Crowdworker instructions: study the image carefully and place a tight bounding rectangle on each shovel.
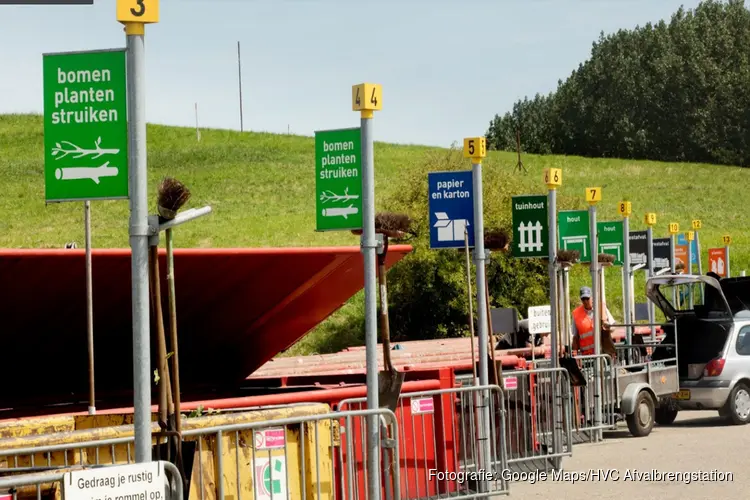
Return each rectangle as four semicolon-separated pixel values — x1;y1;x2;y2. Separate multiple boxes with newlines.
377;236;405;412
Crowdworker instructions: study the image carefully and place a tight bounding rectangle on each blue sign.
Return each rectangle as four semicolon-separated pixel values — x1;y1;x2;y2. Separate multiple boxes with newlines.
677;234;699;264
428;170;475;249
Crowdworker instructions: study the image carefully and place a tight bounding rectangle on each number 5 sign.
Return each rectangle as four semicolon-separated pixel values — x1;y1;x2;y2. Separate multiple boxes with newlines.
117;0;160;23
463;137;486;159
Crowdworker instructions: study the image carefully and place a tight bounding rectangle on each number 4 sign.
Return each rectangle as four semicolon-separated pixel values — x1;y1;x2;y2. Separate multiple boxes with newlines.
352;83;382;111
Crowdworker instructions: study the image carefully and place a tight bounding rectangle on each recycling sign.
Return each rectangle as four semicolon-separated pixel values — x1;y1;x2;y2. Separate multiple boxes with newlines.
253;456;288;499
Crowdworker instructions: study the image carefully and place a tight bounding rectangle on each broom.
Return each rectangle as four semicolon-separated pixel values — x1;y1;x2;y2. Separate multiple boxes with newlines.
156;177;191;477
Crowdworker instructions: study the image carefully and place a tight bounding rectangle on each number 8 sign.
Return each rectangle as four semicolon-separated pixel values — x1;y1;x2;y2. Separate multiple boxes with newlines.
619;201;632;217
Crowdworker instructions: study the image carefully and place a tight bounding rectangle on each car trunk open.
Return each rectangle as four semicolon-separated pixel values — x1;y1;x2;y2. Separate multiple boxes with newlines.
647;275;734;380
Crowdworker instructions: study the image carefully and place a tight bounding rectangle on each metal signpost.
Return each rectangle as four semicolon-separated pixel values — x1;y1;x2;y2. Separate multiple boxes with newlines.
692;219;703;275
644;213;657;341
620;201;633;347
352;81;382;500
427;170;475;249
117;0;160;464
462;136;492;487
558;209;591;262
544;168;562;466
586;186;603;441
43;44;130;416
723;234;732;278
686;230;695;307
668;222;680;306
314;127;363;231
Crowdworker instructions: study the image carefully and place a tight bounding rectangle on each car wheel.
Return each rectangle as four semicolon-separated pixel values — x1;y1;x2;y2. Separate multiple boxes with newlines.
655;407;678;425
725;382;750;425
626;390;655;437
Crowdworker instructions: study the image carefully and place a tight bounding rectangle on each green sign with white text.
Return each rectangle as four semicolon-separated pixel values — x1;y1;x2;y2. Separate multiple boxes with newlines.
315;127;362;231
43;48;128;203
597;220;625;266
511;195;549;258
558;210;591;263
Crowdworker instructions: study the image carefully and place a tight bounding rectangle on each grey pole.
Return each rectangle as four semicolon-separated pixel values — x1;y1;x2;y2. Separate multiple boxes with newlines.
646;225;655;341
726;245;731;278
622;214;632;347
547;186;561;466
588;203;602;440
695;230;703;275
360;111;380;499
237;41;244;133
687;233;694;308
471;158;492;483
85;200;95;415
669;233;679;304
126;26;152;463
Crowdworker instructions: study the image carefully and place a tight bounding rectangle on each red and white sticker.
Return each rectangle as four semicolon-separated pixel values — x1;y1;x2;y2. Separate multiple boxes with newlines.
410;397;435;414
255;428;285;450
503;376;518;390
1;494;11;500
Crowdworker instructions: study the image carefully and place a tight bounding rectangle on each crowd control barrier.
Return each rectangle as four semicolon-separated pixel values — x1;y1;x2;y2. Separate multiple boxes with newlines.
570;354;617;443
0;403;403;500
338;384;510;499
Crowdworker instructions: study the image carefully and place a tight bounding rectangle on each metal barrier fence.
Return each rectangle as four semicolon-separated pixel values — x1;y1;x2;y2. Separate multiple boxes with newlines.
570;354;617;443
338;384;510;499
0;460;183;500
498;368;573;473
0;408;400;500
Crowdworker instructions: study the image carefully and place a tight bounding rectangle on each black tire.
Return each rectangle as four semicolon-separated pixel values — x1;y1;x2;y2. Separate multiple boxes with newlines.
723;382;750;425
626;390;655;437
655;407;678;425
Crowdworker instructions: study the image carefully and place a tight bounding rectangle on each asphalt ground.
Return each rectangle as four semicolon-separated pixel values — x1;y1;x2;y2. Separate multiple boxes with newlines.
508;410;746;499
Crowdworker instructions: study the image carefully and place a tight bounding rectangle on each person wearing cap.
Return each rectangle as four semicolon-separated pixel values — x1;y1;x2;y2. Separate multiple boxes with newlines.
571;286;614;355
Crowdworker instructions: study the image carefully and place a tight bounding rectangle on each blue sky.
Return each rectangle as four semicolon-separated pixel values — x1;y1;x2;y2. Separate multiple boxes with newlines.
2;0;703;147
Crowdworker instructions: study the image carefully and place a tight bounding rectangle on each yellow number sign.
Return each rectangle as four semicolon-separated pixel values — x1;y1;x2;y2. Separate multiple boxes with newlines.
618;201;632;217
117;0;159;23
352;83;382;112
668;222;679;234
687;231;695;241
644;213;657;226
586;187;602;203
692;219;702;230
463;137;486;159
723;235;732;245
543;168;562;188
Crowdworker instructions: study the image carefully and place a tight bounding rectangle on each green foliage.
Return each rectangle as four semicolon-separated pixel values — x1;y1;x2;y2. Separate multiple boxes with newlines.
487;0;750;167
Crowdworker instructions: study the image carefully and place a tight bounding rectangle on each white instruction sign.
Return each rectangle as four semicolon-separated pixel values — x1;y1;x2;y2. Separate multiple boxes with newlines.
62;461;167;500
527;305;551;334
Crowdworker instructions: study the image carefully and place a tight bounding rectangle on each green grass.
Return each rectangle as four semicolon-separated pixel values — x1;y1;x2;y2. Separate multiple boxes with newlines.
3;113;749;354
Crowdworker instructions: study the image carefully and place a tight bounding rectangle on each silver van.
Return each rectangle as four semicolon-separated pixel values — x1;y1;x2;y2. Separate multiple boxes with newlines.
646;274;750;425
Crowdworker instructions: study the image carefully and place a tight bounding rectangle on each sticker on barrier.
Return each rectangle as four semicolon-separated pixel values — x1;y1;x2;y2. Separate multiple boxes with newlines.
503;376;518;390
410;396;435;414
254;427;285;450
62;461;168;500
253;456;288;500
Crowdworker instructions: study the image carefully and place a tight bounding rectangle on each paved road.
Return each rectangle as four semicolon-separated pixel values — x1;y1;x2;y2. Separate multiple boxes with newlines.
509;410;747;498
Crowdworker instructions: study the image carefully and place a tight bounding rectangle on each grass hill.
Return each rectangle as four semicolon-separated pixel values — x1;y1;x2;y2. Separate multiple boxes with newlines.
3;113;749;355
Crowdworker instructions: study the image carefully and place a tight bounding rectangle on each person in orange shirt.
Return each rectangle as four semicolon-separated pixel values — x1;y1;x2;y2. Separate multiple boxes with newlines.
571;286;614;355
